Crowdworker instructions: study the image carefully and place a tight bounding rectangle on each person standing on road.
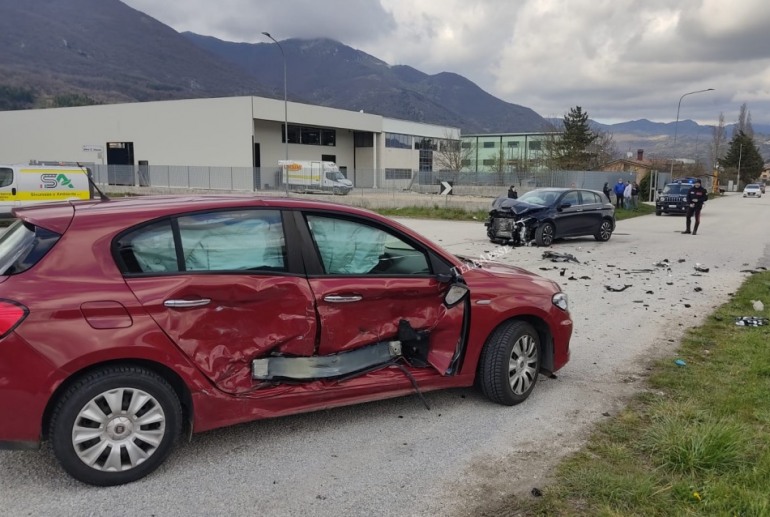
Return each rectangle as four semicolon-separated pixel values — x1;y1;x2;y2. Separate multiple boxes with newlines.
683;179;708;235
507;185;518;199
613;179;625;208
631;181;640;210
602;182;611;202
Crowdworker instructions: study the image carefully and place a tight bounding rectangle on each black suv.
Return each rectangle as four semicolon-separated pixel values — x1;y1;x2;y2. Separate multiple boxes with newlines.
655;181;694;215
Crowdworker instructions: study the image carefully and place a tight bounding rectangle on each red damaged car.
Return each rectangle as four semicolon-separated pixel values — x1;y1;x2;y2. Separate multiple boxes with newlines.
0;195;572;485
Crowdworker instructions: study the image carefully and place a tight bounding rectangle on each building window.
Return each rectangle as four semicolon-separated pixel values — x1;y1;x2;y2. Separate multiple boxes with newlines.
385;168;413;180
282;124;336;147
415;138;436;151
301;126;321;146
507;141;519;148
419;149;433;171
354;132;373;147
461;142;471;149
529;141;542;151
385;133;413;149
321;129;336;146
483;141;496;148
482;159;495;166
461;159;471;167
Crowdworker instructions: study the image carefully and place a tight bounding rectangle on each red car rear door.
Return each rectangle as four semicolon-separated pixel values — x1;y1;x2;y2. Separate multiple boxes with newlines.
118;209;318;394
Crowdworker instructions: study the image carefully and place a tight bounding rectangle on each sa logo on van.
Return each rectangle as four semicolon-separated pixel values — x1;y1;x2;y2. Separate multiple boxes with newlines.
40;174;75;189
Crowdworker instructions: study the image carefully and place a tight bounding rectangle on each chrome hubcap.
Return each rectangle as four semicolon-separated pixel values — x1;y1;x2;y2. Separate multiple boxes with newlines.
508;334;538;395
72;388;166;472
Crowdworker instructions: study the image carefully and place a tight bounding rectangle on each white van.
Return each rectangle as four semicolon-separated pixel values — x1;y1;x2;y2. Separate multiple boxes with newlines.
0;164;94;216
279;160;353;195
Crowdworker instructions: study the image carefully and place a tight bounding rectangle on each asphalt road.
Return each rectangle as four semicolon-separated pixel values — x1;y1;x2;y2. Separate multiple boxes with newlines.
2;193;769;516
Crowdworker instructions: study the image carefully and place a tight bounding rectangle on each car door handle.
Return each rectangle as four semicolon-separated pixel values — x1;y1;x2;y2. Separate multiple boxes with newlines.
163;298;211;308
324;295;363;303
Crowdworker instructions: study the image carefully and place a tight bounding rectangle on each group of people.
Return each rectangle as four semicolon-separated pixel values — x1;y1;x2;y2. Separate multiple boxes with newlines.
603;179;640;210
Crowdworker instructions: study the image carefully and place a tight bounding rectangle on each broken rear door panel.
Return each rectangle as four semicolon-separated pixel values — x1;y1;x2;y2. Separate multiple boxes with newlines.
118;209;318;394
303;214;465;375
126;275;317;394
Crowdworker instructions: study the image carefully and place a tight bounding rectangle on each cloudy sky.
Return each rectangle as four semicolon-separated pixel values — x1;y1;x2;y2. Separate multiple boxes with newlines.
121;0;770;126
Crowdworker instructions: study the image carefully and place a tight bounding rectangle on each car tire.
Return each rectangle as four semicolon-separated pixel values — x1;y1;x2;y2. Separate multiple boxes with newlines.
594;219;613;241
655;210;661;216
332;187;341;195
478;320;541;406
534;222;555;247
49;365;182;486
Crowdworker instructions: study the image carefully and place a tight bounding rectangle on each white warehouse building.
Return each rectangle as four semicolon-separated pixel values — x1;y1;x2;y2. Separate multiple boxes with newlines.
0;95;460;191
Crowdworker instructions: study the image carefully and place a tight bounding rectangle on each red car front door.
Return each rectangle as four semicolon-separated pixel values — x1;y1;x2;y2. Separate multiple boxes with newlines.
302;214;465;375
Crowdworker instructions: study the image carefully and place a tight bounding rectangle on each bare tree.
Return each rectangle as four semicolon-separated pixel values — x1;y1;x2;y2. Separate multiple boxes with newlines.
488;147;507;186
735;103;754;139
710;112;727;169
433;131;475;179
587;129;618;169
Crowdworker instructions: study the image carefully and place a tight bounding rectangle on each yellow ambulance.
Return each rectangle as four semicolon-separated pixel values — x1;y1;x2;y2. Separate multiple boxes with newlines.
0;164;94;216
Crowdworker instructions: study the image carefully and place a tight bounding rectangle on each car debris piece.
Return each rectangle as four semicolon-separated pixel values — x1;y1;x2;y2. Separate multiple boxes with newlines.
752;300;765;311
675;359;687;367
694;264;710;273
654;259;670;268
542;250;580;263
605;284;632;292
735;316;769;327
694;287;703;292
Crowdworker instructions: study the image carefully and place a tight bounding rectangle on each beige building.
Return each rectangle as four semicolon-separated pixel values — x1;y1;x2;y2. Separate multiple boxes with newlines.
0;96;459;189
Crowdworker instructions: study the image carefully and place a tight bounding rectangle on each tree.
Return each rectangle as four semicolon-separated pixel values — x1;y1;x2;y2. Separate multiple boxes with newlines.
586;129;617;169
735;102;754;139
555;106;598;169
719;130;764;186
434;132;474;178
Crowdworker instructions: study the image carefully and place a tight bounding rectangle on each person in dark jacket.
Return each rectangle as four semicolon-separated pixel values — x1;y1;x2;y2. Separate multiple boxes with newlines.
507;185;518;199
602;182;611;202
613;178;625;208
683;179;708;235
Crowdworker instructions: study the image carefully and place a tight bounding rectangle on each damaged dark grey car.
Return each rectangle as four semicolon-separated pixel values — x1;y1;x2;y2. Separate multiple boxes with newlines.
486;188;616;246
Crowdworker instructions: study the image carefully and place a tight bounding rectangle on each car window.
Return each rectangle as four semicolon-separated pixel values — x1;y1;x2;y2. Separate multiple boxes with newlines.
561;191;580;206
0;168;13;188
306;215;430;275
0;220;60;275
117;210;286;274
581;191;602;204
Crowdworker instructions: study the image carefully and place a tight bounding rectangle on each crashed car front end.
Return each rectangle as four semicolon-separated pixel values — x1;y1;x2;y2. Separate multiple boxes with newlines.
485;197;543;246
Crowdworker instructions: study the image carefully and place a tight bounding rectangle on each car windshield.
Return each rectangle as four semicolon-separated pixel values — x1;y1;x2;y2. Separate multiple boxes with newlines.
518;190;560;206
661;183;690;195
746;184;759;189
326;171;346;181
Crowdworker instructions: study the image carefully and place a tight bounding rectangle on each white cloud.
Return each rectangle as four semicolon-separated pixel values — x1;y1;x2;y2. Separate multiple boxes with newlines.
121;0;770;125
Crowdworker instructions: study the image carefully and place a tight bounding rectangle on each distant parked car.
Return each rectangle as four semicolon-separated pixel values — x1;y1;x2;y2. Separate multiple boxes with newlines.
0;195;573;486
486;188;615;246
743;184;762;197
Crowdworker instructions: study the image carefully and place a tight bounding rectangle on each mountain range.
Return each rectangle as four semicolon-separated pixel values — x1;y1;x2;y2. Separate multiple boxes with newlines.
0;0;767;163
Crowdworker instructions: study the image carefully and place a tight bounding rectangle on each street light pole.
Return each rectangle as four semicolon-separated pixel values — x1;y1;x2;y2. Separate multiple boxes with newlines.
262;31;289;196
669;88;714;179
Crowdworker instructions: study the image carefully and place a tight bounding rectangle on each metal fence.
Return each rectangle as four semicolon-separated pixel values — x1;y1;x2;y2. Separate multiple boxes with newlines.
91;164;668;195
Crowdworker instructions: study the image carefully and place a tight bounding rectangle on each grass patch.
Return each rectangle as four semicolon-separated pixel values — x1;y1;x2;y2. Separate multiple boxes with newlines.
491;271;770;516
614;203;655;220
374;206;489;221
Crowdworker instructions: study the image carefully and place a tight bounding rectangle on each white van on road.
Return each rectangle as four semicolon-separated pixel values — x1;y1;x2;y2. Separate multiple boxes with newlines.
0;164;94;216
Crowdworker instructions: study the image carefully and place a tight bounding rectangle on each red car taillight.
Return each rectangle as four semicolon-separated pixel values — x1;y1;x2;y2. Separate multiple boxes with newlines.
0;300;29;338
